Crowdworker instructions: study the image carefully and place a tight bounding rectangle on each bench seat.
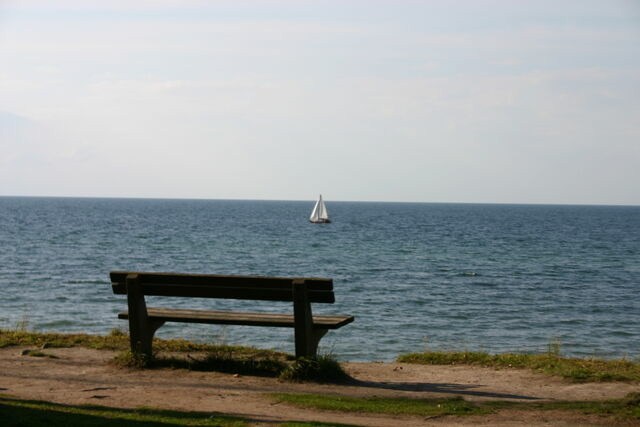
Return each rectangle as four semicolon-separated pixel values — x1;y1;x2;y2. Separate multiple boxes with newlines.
118;307;354;329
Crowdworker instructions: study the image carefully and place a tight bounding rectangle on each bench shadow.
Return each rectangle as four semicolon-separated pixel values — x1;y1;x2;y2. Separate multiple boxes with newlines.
341;377;543;401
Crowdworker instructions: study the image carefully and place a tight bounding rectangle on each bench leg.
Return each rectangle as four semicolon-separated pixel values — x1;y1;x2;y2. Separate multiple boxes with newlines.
129;317;165;359
308;328;328;357
293;280;330;358
293;280;314;358
126;274;165;360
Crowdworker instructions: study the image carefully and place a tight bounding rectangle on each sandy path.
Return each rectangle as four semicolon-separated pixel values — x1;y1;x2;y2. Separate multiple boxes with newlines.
1;346;638;426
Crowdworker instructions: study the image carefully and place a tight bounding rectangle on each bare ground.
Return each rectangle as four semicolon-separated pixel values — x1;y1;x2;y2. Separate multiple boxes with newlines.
1;346;638;426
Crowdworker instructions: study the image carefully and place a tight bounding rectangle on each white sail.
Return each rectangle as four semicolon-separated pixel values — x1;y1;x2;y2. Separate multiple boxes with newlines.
309;194;330;223
309;200;320;221
319;197;328;219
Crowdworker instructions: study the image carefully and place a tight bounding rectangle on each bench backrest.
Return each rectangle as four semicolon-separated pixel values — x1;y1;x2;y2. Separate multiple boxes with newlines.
110;271;335;303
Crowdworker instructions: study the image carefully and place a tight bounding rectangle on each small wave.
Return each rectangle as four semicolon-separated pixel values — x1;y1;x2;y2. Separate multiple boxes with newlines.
38;319;76;328
368;267;401;272
608;330;637;337
557;319;584;325
66;280;107;285
471;281;497;287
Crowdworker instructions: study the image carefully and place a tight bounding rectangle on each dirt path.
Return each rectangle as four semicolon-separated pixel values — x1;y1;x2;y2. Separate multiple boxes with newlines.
1;346;638;426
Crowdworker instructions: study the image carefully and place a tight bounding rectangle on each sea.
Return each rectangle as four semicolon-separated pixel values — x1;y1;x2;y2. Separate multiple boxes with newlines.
1;196;638;362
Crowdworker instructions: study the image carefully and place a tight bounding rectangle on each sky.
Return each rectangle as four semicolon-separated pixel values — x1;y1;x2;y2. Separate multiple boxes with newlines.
1;0;639;205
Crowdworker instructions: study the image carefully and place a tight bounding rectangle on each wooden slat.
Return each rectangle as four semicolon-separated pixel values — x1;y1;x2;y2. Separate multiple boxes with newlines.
110;271;333;290
111;283;334;303
118;307;354;330
110;271;336;303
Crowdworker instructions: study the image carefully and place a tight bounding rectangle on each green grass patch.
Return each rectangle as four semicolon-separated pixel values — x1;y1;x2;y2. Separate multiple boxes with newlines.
279;422;362;427
113;350;347;382
271;392;640;422
279;355;349;382
0;329;130;350
178;348;287;377
0;328;290;357
484;392;640;420
554;392;640;420
0;394;246;426
111;345;290;378
397;351;640;382
111;350;151;370
271;393;489;417
2;328;288;363
120;348;289;378
22;349;59;359
2;328;346;382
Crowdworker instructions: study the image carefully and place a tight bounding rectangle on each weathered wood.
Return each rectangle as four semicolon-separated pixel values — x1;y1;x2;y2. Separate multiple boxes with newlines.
309;329;328;357
111;271;333;293
110;271;354;359
124;274;166;359
125;274;149;356
112;271;334;288
112;283;335;303
118;308;354;329
293;279;315;358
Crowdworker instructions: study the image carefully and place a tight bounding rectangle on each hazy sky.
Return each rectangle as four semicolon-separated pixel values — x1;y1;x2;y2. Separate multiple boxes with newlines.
1;1;639;205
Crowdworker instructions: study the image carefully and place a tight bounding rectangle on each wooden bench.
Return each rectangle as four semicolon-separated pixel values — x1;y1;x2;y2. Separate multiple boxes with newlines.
110;271;354;359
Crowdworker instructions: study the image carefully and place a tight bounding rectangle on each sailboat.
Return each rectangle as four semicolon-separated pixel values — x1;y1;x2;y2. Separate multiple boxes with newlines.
309;194;331;223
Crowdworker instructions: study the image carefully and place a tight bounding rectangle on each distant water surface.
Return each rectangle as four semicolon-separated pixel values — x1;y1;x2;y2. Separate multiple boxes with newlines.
0;197;638;361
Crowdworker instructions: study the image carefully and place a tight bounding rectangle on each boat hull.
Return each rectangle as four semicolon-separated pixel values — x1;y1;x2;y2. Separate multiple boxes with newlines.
309;219;331;224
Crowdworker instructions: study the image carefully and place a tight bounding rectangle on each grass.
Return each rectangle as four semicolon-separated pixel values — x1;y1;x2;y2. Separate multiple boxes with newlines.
1;328;287;360
113;348;289;377
279;423;362;427
0;395;366;427
2;329;347;382
114;350;347;382
486;392;640;420
0;329;130;351
2;392;639;427
279;355;350;382
0;395;246;426
2;329;639;423
21;349;59;359
397;350;640;382
271;393;490;417
1;328;288;356
271;392;640;421
4;329;638;383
